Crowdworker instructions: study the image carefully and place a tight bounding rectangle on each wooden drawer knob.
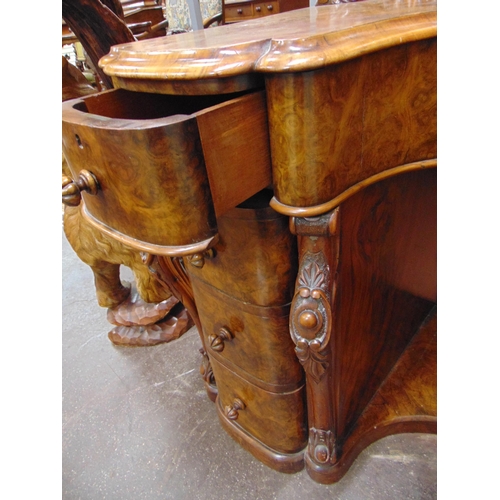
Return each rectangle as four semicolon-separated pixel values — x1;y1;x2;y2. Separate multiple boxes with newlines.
225;398;245;420
188;248;215;268
62;169;99;207
267;4;273;10
237;8;243;13
209;327;234;352
256;6;261;11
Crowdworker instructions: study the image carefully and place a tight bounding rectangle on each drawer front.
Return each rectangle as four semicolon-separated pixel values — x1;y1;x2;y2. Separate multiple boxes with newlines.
253;1;279;17
191;276;303;391
62;89;222;251
62;89;272;255
62;116;217;251
211;357;307;454
225;4;253;22
186;190;298;307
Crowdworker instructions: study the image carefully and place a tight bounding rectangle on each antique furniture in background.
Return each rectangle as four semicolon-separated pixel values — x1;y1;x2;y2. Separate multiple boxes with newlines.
62;0;437;483
222;0;308;24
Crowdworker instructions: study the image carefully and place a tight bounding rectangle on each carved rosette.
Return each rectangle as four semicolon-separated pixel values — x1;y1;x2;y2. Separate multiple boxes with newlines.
309;428;336;465
290;254;332;384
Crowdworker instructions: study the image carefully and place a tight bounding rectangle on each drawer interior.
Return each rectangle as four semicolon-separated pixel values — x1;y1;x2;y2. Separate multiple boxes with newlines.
72;88;251;121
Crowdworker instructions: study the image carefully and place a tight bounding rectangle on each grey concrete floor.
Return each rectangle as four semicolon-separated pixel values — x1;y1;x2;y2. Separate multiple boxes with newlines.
62;230;437;499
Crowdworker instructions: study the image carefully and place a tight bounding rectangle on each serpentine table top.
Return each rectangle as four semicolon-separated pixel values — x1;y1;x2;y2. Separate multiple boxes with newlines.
99;0;437;94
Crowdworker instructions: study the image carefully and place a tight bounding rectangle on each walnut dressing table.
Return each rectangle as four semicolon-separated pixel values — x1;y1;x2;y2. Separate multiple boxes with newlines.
62;0;437;484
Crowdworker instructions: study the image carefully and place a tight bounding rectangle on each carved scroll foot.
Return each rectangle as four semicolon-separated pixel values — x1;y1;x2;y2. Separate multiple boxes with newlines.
107;283;194;346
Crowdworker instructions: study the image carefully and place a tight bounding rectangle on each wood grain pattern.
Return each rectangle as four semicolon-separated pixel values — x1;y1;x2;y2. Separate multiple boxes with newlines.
62;90;217;250
100;0;436;90
217;399;306;473
196;92;273;217
187;191;297;306
267;38;436;208
211;356;308;454
62;89;273;254
187;192;303;391
288;168;436;482
191;278;300;391
62;0;438;483
307;309;436;483
331;169;436;443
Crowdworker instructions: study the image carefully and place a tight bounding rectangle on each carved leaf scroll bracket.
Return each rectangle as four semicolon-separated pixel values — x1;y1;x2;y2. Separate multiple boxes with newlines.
290;256;332;383
289;210;339;384
289;209;340;468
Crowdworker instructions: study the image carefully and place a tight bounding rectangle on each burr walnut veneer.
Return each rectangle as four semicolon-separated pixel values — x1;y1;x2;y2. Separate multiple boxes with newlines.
62;0;437;484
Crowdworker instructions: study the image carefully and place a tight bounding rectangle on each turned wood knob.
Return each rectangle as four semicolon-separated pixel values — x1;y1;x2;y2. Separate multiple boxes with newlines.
225;398;245;420
209;327;234;352
188;248;215;268
62;169;99;206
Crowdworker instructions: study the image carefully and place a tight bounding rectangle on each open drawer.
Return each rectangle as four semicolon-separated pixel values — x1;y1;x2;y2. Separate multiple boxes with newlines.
62;88;272;256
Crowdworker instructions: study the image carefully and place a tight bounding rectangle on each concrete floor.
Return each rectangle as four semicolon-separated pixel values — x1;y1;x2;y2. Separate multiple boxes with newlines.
62;230;437;499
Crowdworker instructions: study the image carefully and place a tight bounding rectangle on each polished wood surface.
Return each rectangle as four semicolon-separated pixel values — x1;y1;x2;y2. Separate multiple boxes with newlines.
63;0;437;484
267;38;436;211
100;0;436;88
62;88;272;254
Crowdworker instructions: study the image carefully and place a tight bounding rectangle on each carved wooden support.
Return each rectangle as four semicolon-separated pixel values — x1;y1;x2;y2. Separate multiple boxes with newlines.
199;348;218;402
152;255;203;335
289;209;340;473
107;282;194;346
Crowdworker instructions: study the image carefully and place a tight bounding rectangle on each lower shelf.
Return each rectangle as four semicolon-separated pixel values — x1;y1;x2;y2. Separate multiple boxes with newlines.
307;308;437;483
208;308;437;482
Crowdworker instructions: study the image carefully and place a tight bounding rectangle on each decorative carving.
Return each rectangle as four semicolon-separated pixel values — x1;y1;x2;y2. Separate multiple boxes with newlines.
199;348;216;387
225;398;246;420
289;209;340;470
290;255;332;384
309;428;336;465
209;327;234;352
106;282;194;346
153;255;203;335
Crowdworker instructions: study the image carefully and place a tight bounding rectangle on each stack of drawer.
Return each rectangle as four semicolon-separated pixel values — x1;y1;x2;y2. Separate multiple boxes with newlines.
186;190;308;468
223;0;309;24
224;0;280;23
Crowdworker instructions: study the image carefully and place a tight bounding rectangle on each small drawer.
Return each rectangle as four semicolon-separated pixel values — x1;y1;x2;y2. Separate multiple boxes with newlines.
211;356;308;454
187;190;298;307
191;276;304;391
224;4;253;22
253;1;279;17
62;89;272;256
